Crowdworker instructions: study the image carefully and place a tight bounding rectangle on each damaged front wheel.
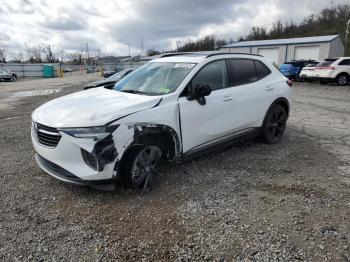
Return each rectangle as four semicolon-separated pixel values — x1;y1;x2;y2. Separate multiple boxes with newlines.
120;145;162;192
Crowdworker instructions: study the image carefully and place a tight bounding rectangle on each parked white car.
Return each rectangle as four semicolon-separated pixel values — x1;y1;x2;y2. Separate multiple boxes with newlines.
314;57;350;85
31;52;292;191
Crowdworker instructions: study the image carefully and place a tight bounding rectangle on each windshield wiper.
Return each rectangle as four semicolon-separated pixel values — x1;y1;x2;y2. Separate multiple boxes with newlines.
120;89;147;95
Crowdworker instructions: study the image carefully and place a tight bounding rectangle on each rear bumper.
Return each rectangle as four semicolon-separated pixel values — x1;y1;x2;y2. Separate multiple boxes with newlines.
317;77;335;82
299;74;317;81
36;154;117;190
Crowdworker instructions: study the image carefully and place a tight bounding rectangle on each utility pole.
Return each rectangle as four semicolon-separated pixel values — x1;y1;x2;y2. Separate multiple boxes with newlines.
86;43;89;62
346;19;350;55
140;37;144;57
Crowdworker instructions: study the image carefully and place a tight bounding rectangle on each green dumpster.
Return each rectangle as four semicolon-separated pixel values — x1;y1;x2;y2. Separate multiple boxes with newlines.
43;64;54;78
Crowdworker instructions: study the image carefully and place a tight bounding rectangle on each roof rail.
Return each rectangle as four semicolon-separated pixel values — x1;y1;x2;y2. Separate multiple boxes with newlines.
160;52;198;58
205;52;263;58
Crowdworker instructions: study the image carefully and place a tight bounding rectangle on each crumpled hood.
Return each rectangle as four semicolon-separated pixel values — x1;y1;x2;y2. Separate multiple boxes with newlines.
32;87;162;128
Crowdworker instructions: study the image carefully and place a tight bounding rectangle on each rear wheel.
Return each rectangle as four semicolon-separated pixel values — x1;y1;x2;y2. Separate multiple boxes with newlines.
336;74;348;86
262;104;287;144
11;76;17;82
120;145;162;192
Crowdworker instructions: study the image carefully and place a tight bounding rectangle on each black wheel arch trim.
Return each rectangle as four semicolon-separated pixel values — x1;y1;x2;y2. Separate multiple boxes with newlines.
336;72;350;78
262;98;290;127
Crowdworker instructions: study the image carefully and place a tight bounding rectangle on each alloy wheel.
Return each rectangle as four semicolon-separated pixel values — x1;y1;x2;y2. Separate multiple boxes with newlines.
267;107;287;141
131;146;162;191
337;75;347;86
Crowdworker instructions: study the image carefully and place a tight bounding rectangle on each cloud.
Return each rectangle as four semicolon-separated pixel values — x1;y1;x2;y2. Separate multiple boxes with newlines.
44;16;87;31
0;0;349;57
108;0;242;49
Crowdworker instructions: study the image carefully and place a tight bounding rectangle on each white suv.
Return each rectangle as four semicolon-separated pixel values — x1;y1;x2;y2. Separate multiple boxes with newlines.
31;52;292;191
314;57;350;85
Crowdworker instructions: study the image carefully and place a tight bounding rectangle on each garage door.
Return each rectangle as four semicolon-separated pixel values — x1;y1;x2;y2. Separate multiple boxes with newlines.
294;46;320;60
258;48;279;64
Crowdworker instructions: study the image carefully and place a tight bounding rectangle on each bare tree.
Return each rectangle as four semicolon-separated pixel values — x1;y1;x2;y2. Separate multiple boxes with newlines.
13;50;25;63
26;45;44;63
0;47;7;63
146;49;160;56
67;52;82;65
43;45;57;63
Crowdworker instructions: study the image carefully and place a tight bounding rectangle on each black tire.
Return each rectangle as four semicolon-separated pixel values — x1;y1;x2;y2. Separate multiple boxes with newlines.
262;104;287;144
336;74;348;86
119;144;162;192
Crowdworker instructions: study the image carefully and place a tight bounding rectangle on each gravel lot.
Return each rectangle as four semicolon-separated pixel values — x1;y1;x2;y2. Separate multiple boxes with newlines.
0;75;349;261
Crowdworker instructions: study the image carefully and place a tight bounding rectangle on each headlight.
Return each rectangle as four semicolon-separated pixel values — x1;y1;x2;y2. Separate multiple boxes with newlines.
59;124;119;141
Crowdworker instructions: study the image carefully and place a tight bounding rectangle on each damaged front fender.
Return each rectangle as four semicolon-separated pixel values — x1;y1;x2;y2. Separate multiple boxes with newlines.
67;122;181;184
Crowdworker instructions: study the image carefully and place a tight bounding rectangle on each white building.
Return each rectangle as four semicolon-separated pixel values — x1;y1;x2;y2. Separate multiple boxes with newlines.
221;35;344;65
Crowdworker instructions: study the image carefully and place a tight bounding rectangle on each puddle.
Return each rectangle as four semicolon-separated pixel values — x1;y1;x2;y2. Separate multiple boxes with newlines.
12;88;62;98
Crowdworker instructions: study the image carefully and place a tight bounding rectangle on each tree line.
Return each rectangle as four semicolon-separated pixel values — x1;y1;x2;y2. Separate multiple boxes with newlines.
148;4;350;56
240;4;350;42
0;44;64;63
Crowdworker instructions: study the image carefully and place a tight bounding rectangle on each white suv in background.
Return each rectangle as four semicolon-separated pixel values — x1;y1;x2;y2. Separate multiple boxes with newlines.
314;57;350;85
31;52;292;191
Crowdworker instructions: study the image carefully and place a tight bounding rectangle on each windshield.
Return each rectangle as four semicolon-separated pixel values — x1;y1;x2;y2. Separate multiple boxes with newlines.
114;62;195;95
107;69;131;81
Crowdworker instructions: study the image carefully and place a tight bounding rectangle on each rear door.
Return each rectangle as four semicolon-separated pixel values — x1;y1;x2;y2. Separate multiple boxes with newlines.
178;59;237;153
337;59;350;75
226;58;273;129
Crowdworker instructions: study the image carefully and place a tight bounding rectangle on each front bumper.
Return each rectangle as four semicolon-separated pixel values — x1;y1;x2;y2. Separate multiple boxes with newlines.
0;76;11;81
31;125;118;189
36;154;117;190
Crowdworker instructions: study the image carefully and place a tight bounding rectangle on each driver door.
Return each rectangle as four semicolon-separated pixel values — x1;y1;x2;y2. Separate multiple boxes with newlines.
178;59;236;153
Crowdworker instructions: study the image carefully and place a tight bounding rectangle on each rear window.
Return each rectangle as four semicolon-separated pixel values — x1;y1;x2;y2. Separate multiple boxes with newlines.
304;64;316;68
254;61;271;79
317;60;335;67
227;59;257;85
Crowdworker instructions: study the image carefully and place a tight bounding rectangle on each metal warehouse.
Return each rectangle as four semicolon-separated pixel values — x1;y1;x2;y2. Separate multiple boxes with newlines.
221;35;344;65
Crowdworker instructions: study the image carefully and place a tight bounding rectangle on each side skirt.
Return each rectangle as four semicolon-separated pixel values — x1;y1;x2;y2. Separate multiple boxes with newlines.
181;127;261;162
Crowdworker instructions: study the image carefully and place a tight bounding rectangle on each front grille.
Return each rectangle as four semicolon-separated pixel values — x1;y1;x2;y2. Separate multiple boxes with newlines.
34;122;61;148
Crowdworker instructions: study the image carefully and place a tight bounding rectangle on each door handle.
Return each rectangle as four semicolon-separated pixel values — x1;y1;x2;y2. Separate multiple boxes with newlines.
266;87;274;91
222;96;233;101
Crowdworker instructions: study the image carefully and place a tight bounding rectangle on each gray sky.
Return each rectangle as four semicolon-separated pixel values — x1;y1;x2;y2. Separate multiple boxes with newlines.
0;0;348;57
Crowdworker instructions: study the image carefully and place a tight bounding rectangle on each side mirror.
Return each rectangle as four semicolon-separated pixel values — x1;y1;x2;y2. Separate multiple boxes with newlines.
186;84;212;105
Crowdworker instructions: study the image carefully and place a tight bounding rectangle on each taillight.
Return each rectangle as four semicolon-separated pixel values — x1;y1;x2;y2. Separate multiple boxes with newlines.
286;80;293;87
317;66;335;70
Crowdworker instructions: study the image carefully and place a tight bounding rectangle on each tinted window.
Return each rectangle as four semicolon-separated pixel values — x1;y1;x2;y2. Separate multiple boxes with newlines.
339;59;350;66
255;61;271;79
192;60;228;91
228;59;257;85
